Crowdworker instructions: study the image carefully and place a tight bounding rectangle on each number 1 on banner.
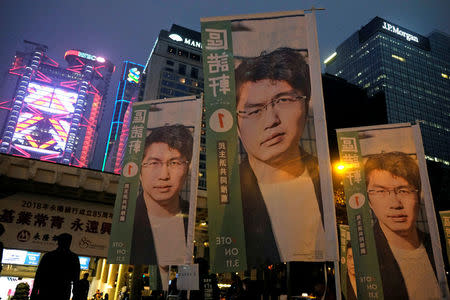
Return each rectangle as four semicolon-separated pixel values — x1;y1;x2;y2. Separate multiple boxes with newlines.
123;162;138;177
218;113;224;128
209;109;233;133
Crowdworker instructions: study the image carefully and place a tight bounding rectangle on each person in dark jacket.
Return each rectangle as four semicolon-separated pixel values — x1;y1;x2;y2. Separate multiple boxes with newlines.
30;233;80;300
365;151;441;299
73;272;90;300
235;47;325;266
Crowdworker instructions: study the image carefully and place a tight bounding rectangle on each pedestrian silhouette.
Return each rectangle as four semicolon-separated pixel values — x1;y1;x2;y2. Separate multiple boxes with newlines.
73;272;90;300
30;233;80;300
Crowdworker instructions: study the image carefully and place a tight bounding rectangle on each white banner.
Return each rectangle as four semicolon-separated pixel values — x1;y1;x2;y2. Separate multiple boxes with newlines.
0;193;113;257
177;264;199;290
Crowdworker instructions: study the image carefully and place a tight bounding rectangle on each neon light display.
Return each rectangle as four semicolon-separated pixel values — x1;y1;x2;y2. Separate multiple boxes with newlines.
1;42;115;169
64;50;105;63
76;93;102;167
10;82;78;161
127;67;140;83
102;61;143;172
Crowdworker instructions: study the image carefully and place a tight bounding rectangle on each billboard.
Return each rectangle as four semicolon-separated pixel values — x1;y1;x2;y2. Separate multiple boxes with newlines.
201;11;337;272
0;193;113;257
108;95;203;290
337;123;448;299
9;82;78;161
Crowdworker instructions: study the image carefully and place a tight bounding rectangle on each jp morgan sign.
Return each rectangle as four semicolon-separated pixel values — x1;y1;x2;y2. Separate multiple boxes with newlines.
359;17;430;51
169;33;202;49
382;22;418;42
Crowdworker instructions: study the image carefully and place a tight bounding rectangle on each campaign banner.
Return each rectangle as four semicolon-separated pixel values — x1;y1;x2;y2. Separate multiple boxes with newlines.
201;11;337;272
339;224;358;300
107;95;203;290
0;193;112;257
337;123;448;299
439;210;450;265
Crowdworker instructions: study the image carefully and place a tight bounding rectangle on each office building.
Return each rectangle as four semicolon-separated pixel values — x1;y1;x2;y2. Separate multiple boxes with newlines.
141;24;206;189
0;41;115;168
325;17;450;166
103;61;144;173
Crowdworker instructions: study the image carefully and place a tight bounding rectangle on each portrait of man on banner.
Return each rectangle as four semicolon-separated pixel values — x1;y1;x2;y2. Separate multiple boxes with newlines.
231;16;326;265
132;124;193;287
113;96;203;290
359;127;442;299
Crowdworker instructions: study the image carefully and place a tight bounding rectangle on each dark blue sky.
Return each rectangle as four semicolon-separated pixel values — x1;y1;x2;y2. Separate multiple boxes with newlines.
0;0;448;168
1;0;449;74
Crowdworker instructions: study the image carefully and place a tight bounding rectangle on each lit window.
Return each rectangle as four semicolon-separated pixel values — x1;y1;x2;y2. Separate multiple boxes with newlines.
442;73;449;79
167;46;176;55
391;54;405;62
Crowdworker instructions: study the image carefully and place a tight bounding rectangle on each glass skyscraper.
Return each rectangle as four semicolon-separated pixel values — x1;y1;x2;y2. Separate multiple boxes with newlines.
325;17;449;166
141;24;206;190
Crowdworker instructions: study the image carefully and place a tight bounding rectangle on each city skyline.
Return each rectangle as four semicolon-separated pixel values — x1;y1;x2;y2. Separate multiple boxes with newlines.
0;0;448;169
1;1;448;77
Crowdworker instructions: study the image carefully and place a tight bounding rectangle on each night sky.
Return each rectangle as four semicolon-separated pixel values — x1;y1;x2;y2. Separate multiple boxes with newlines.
0;0;449;168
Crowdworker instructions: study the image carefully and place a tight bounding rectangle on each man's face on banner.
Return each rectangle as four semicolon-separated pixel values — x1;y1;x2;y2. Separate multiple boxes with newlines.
140;142;189;204
237;79;308;164
346;247;355;277
367;169;419;236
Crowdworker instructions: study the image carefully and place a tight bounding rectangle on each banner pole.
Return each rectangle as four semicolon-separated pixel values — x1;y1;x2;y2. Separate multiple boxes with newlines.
306;9;341;300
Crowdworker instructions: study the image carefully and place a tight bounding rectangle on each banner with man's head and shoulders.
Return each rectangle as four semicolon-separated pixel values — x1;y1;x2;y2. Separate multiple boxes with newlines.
107;95;203;290
201;10;338;273
337;123;449;299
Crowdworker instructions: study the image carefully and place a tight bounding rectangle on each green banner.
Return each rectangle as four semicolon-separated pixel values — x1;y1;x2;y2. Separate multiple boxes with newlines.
107;107;149;264
337;131;384;299
201;20;247;272
439;210;450;265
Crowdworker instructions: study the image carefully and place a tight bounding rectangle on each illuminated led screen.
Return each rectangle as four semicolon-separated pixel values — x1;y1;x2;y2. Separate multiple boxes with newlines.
79;256;90;270
2;249;90;270
2;249;41;266
11;82;78;160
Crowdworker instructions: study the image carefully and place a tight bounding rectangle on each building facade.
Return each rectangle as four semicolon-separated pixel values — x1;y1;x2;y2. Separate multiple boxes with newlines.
0;41;115;168
141;24;206;190
102;61;144;173
325;17;450;166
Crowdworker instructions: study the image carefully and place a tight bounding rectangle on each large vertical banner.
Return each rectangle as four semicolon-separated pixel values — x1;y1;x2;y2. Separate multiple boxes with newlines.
202;11;337;273
337;123;449;299
108;95;203;290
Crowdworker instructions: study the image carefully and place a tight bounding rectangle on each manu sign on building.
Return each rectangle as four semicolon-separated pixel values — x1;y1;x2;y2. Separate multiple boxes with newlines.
169;33;202;49
167;24;203;49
